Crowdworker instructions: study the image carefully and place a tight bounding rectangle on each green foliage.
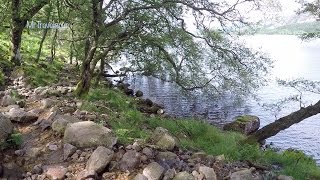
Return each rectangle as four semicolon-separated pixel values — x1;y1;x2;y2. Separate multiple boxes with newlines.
0;132;23;150
0;71;4;86
255;21;320;35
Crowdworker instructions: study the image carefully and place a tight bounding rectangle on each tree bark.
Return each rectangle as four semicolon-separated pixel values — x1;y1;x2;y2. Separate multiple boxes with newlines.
246;100;320;143
36;28;48;62
10;0;48;66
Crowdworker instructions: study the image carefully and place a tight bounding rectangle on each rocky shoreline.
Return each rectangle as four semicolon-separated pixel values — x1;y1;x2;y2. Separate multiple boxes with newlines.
0;66;293;180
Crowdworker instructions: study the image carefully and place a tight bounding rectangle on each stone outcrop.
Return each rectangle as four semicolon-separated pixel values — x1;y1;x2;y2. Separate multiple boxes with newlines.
223;115;260;135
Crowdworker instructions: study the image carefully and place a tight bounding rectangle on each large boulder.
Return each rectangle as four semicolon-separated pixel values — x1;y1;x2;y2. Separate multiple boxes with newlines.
223;115;260;135
198;166;217;180
151;127;177;150
63;121;117;148
52;115;81;134
0;114;14;143
5;107;38;123
86;146;114;173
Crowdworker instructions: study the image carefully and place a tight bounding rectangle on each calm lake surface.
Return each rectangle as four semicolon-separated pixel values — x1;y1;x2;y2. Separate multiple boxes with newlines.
126;35;320;164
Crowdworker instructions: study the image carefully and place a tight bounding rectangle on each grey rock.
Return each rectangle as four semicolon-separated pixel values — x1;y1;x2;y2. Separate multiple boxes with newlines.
5;107;38;122
14;149;25;156
135;90;143;97
198;166;217;180
119;150;140;171
52;114;81;134
163;169;176;180
63;143;77;160
151;127;177;150
0;113;14;143
156;151;178;161
142;147;154;158
143;162;165;180
64;121;117;148
134;173;148;180
230;169;253;180
86;146;114;173
173;171;195;180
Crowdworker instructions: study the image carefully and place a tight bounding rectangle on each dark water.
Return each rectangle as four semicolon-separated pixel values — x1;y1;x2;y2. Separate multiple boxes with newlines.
124;35;320;164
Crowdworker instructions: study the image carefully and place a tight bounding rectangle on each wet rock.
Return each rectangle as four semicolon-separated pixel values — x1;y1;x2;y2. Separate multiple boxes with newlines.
134;173;148;180
63;143;77;160
173;171;194;180
198;166;217;180
76;170;97;180
230;169;253;180
119;150;141;171
5;107;38;123
86;146;114;173
0;113;13;142
277;175;293;180
45;166;68;180
143;162;165;180
223;115;260;135
52;114;81;134
135;90;143;97
64;121;117;148
151;127;177;150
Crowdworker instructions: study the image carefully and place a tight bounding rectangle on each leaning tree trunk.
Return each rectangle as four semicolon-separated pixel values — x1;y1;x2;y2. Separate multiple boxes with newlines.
36;28;48;62
75;45;97;97
246;100;320;143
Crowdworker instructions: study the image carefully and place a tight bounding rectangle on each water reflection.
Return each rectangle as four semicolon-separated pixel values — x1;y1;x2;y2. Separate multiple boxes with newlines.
126;35;320;164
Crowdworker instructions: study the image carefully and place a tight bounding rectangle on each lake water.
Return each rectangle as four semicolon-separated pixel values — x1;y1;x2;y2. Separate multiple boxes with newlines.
125;35;320;164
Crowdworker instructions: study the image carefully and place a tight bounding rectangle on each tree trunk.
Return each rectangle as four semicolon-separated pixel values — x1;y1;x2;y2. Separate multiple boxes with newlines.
75;61;92;97
11;24;23;66
36;28;48;62
246;100;320;143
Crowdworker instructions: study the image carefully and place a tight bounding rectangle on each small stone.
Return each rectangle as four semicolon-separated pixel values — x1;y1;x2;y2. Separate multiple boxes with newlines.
86;146;114;173
163;169;176;180
134;173;148;180
173;171;194;180
32;164;43;174
48;143;58;151
156;151;178;161
135;90;143;97
63;143;77;160
277;175;293;180
230;169;253;180
76;170;97;180
14;149;25;156
119;150;141;171
142;147;154;158
45;166;68;180
143;162;165;180
198;166;217;180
